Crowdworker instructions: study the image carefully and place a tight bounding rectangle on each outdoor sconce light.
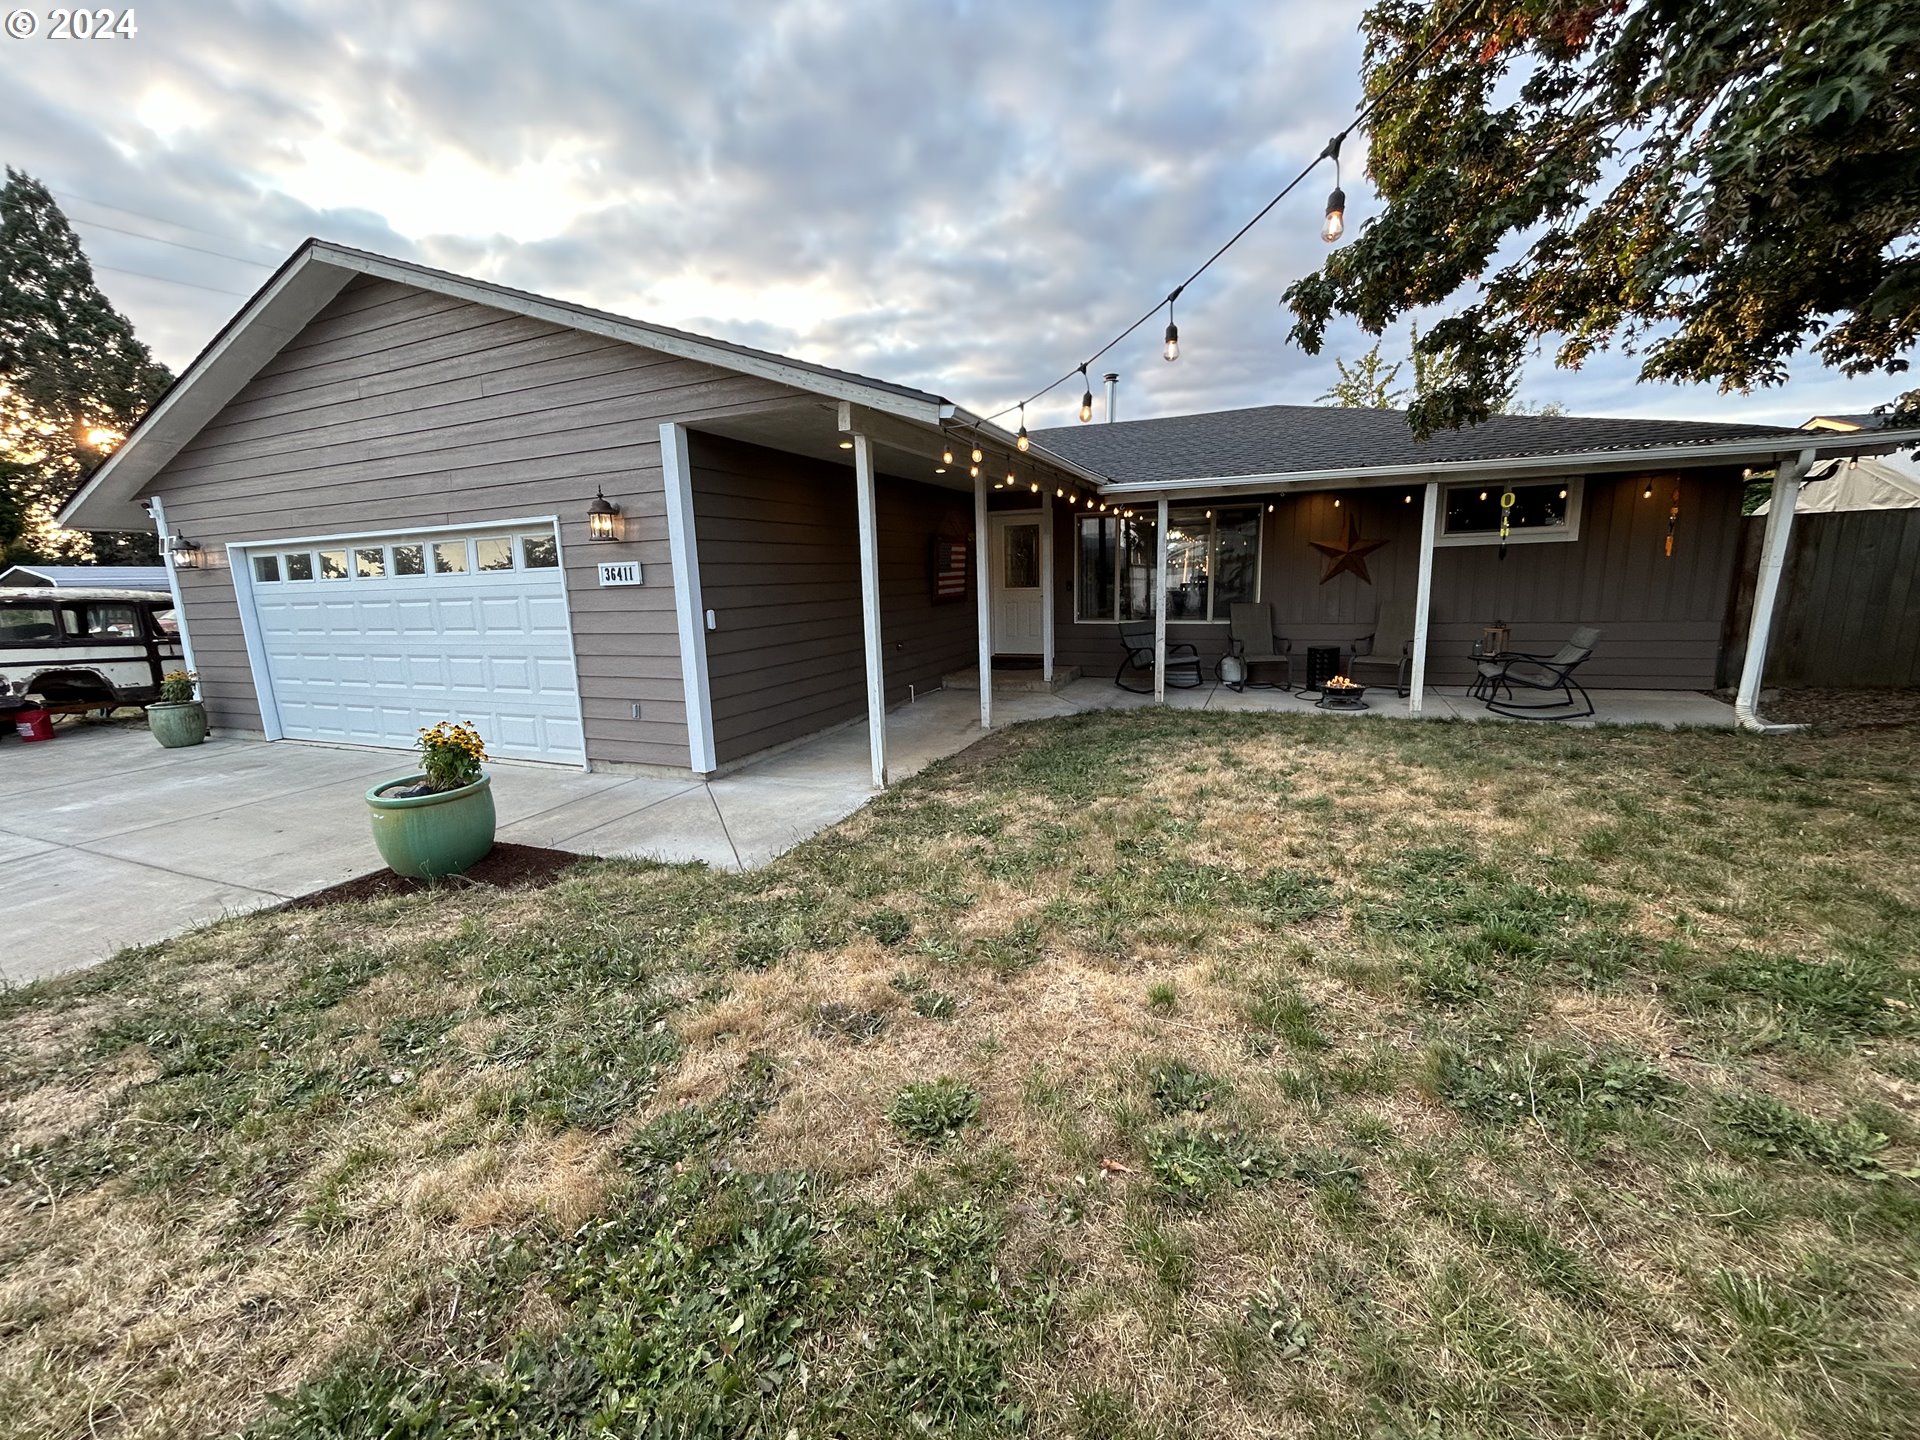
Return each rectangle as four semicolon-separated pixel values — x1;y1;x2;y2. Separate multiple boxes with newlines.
587;486;623;542
168;533;204;569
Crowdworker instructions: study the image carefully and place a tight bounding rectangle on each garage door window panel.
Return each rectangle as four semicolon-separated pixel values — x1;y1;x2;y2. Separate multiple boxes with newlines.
520;534;559;568
433;541;469;575
475;537;514;572
318;550;349;580
393;544;425;576
254;555;281;583
285;552;315;581
355;547;387;579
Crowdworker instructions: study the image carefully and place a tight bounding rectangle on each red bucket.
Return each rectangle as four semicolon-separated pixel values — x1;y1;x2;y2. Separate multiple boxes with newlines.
14;708;55;742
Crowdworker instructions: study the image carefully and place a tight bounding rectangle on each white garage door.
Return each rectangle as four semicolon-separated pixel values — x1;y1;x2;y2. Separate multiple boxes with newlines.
242;525;586;765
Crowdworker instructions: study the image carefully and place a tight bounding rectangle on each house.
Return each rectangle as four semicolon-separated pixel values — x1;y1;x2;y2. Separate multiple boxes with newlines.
59;240;1920;785
0;564;170;591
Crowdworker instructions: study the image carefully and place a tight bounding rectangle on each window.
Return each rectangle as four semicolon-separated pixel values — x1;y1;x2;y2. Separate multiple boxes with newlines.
0;605;56;644
354;546;387;578
1439;479;1582;545
1003;523;1038;588
317;549;349;580
475;536;514;572
1076;506;1260;622
393;544;426;576
284;552;315;581
433;540;469;575
150;607;179;637
60;603;140;640
520;533;559;568
253;554;281;583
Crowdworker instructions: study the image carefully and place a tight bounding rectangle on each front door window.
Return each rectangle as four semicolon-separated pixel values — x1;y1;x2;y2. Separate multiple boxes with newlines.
1003;523;1039;589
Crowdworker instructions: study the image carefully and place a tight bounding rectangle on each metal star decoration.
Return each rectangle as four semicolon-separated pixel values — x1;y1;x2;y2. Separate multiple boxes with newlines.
1309;509;1389;585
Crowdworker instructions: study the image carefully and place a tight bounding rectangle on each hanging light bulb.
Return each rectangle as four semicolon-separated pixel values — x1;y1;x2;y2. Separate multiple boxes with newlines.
1320;132;1346;244
1055;487;1065;498
1078;365;1094;423
971;444;984;465
1163;286;1182;362
970;460;981;479
1016;404;1030;452
1642;480;1654;499
941;439;955;465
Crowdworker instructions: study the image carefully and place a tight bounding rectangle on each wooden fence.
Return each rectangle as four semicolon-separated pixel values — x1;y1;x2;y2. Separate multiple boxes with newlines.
1726;510;1920;688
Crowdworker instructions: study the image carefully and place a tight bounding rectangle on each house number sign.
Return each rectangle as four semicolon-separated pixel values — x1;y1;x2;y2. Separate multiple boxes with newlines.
597;561;643;587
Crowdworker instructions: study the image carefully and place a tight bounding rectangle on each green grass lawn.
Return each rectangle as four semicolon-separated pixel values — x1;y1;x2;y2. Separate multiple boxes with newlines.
2;711;1917;1439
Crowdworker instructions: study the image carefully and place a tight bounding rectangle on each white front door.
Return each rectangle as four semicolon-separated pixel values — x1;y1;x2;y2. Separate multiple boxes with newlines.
239;524;587;765
989;513;1044;656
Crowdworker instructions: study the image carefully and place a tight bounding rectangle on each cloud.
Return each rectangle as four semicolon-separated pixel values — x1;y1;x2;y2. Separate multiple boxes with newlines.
0;0;1902;427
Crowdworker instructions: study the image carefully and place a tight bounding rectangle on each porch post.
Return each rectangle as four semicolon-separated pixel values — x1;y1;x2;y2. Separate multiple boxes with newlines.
974;468;993;729
660;422;718;776
1153;497;1170;703
1040;490;1056;683
852;433;888;788
1408;480;1439;716
1735;446;1816;732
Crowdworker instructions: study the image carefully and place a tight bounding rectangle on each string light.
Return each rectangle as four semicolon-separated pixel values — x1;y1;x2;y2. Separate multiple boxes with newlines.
971;444;984;464
978;1;1474;428
1163;286;1182;362
1322;134;1346;244
941;442;955;465
1016;404;1030;452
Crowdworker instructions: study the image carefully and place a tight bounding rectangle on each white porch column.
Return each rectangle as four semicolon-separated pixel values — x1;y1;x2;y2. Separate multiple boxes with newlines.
851;433;888;788
1408;480;1439;716
660;422;718;775
1735;447;1817;733
974;469;993;729
1153;497;1170;703
1040;491;1056;683
147;494;197;677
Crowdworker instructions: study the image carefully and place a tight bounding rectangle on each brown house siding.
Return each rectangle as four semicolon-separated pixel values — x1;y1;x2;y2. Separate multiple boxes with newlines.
691;433;977;764
140;274;802;770
1046;472;1746;690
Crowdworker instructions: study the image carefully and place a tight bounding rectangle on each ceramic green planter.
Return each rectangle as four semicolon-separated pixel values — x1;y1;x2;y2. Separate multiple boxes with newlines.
148;701;208;748
365;773;496;879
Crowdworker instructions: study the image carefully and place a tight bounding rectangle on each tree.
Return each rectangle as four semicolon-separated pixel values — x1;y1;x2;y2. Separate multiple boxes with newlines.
1284;1;1920;438
1317;337;1409;406
0;169;173;562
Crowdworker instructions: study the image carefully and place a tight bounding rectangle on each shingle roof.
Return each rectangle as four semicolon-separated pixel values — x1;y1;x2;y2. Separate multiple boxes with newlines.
0;564;170;591
1033;404;1805;484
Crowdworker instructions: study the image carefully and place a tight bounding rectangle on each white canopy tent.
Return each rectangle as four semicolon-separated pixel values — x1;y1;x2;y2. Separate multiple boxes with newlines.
1754;453;1920;514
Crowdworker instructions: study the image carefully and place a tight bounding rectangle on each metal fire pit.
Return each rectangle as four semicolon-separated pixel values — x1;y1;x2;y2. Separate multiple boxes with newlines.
1315;680;1370;712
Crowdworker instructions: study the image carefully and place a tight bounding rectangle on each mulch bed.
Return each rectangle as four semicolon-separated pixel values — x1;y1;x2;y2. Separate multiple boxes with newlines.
1764;687;1920;731
281;842;585;911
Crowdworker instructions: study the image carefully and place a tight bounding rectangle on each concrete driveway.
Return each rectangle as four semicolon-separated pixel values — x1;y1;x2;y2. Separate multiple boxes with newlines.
0;691;1066;986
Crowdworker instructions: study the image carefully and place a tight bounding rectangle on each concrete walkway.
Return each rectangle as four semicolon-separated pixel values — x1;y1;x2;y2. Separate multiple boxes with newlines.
0;681;1732;985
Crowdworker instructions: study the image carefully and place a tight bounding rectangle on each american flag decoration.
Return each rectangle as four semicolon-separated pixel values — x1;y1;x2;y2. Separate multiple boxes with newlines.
931;537;971;603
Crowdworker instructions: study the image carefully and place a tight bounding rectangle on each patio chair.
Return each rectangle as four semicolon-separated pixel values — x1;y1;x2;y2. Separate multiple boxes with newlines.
1225;602;1291;690
1115;618;1203;693
1347;597;1414;697
1471;626;1602;720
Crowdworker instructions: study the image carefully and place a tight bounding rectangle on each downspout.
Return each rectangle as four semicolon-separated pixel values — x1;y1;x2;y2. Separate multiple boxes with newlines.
146;495;197;676
1733;447;1815;734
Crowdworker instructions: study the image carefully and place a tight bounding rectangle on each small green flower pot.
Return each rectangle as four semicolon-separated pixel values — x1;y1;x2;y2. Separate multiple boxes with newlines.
148;700;208;748
365;772;496;879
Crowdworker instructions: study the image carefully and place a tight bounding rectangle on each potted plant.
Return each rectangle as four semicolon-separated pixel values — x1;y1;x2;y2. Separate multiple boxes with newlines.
148;670;208;748
364;721;496;879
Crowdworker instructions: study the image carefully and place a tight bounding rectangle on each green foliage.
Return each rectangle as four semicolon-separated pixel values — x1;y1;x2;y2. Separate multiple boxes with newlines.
858;906;913;946
1144;1124;1284;1205
1284;3;1920;433
0;168;171;560
1693;949;1917;1040
1423;1042;1676;1152
890;1077;982;1146
1144;981;1178;1014
1715;1092;1896;1179
1147;1058;1221;1115
1317;337;1408;408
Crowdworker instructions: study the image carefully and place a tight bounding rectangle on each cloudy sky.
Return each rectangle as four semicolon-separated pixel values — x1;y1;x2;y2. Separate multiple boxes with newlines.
0;0;1900;429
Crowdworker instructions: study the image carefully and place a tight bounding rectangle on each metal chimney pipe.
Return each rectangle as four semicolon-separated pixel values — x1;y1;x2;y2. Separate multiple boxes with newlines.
1103;372;1119;423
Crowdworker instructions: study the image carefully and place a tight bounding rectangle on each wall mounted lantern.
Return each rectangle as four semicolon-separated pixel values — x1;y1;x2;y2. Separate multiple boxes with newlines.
587;487;623;542
168;533;204;569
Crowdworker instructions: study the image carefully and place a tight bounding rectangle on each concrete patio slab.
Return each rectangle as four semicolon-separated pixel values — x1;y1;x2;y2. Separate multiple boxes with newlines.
1;679;1738;983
